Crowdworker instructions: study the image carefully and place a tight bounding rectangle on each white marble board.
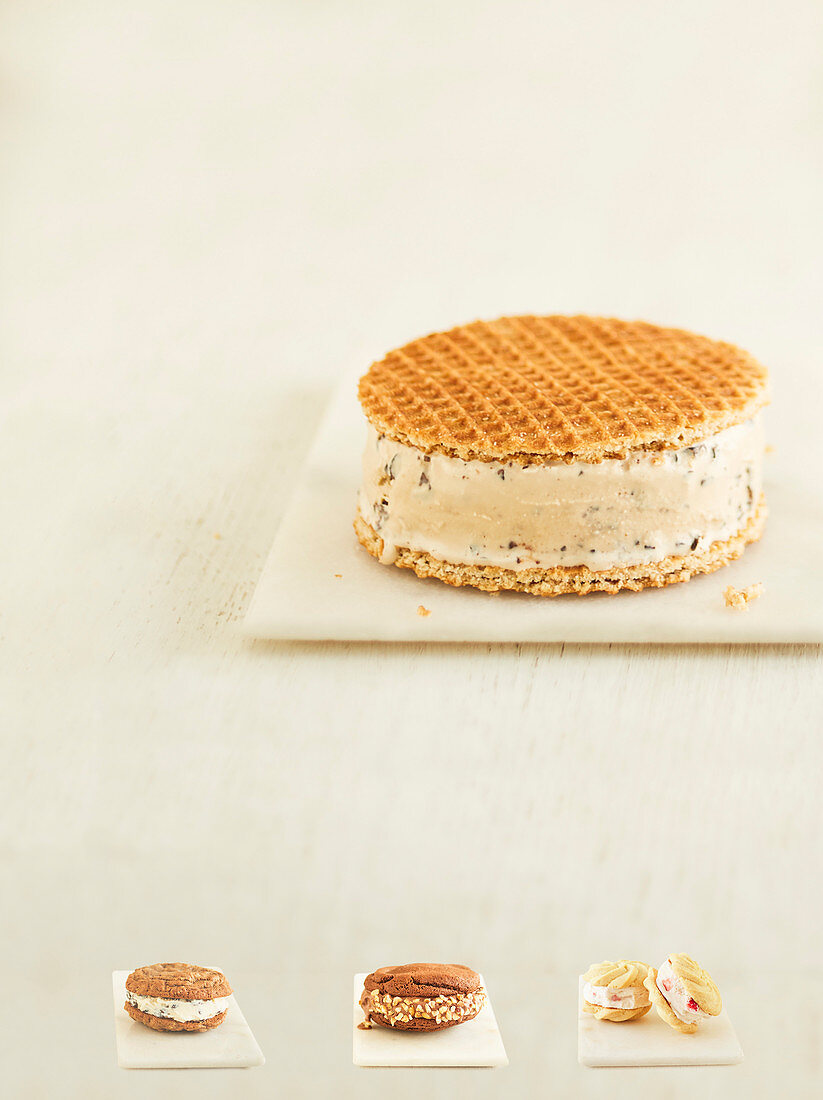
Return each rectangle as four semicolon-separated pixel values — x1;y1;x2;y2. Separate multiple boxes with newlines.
352;973;508;1067
578;978;743;1067
112;971;265;1069
244;377;823;643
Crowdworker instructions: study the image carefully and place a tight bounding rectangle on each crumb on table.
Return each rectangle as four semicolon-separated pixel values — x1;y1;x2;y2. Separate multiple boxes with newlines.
724;582;764;610
417;604;431;617
334;573;342;578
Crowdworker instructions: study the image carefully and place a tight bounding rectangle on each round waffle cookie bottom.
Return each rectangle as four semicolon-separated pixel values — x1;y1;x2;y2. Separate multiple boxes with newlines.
123;1001;228;1032
354;498;766;597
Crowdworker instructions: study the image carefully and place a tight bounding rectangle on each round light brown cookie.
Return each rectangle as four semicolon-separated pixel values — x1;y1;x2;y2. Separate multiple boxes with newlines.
354;498;766;597
358;314;769;463
123;1001;228;1032
581;959;652;1022
125;962;232;1001
360;963;485;1033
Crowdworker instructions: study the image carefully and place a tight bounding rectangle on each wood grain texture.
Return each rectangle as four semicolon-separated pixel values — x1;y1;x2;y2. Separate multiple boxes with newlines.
1;2;821;1096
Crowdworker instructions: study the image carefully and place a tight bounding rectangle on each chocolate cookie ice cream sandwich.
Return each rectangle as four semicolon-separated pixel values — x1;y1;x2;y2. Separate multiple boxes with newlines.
359;963;485;1032
581;959;652;1021
124;963;232;1032
356;315;769;595
644;954;722;1034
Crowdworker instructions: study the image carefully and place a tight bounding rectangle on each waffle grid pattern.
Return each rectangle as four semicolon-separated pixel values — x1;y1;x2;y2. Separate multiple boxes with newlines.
358;315;768;462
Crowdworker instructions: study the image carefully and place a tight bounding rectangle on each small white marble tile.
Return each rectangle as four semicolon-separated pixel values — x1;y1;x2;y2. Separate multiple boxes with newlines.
352;973;508;1068
244;377;823;644
112;971;264;1069
577;977;743;1067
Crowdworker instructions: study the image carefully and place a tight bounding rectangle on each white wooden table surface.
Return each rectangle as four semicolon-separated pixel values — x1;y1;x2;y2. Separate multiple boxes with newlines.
2;3;821;1097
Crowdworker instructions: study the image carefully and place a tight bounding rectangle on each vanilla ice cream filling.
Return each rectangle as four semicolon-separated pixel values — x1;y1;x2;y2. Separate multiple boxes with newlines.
655;959;710;1024
126;991;230;1022
358;417;763;570
582;981;648;1010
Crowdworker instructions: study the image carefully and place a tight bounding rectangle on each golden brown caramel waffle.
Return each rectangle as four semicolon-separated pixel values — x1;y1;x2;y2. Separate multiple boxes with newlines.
358;315;768;462
581;960;652;1022
354;497;766;596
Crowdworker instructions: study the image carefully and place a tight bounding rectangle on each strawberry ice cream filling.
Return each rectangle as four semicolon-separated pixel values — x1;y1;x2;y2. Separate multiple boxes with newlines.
656;959;710;1024
583;981;648;1011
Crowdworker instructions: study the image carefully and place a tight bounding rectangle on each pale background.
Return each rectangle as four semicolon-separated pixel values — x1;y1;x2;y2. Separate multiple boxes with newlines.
2;1;822;1097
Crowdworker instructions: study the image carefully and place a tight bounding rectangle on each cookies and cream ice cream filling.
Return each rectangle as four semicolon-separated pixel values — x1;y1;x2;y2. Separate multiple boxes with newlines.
358;416;763;570
125;991;230;1022
655;959;710;1024
583;981;649;1011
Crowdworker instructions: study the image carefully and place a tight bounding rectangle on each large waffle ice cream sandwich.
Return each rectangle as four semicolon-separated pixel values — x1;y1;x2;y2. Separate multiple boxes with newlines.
355;315;769;596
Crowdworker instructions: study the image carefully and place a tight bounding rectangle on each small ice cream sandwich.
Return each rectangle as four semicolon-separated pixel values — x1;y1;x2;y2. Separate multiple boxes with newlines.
124;963;232;1032
355;315;768;595
359;963;485;1032
581;960;652;1021
644;954;722;1034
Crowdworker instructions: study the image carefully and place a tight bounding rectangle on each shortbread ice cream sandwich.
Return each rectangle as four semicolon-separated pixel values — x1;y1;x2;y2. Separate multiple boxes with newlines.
581;960;652;1021
124;963;232;1032
355;315;769;595
359;963;485;1032
644;954;722;1034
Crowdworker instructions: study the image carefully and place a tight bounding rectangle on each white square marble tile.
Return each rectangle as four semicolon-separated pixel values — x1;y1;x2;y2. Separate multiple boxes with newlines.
577;977;743;1067
244;377;823;644
352;973;508;1067
112;971;264;1069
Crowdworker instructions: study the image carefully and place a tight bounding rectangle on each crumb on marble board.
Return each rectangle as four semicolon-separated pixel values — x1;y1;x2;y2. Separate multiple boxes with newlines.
417;604;431;617
724;582;764;610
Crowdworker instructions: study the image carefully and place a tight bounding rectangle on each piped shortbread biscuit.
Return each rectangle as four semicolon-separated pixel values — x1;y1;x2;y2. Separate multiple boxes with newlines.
355;315;769;596
581;960;652;1021
644;954;722;1034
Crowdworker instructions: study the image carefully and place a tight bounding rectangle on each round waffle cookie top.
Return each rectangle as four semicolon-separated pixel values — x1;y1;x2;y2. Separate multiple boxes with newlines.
363;963;481;999
358;315;769;462
125;962;232;1001
667;953;722;1015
